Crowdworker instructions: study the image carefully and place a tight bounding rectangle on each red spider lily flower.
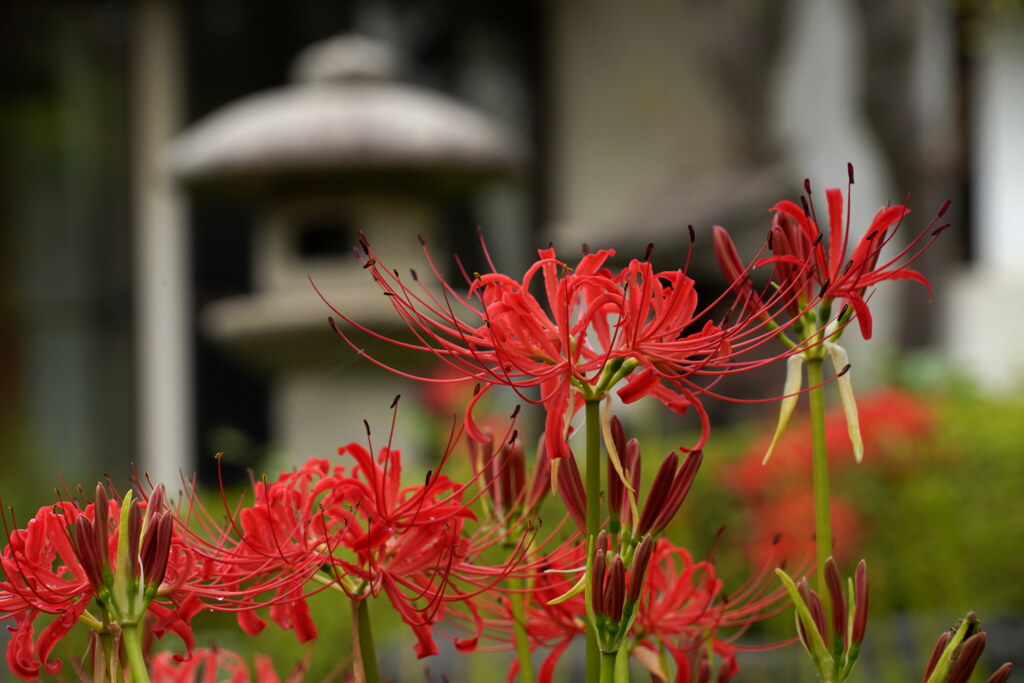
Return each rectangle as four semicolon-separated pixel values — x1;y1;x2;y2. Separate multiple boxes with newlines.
150;646;308;683
215;450;469;657
633;540;792;670
0;501;92;679
0;486;209;681
452;537;791;683
212;430;533;660
716;164;950;341
323;233;791;459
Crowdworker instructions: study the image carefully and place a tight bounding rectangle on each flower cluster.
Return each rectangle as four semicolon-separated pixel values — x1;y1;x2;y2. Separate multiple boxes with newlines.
1;169;1011;683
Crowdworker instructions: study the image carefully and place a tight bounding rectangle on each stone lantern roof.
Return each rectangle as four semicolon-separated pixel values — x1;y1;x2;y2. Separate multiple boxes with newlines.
171;34;527;197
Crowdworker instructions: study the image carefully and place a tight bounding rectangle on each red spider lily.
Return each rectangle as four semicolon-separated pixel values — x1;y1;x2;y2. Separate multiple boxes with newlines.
450;537;791;683
323;233;795;459
211;431;536;660
150;646;308;683
715;164;950;341
0;487;210;680
214;450;470;657
0;501;92;679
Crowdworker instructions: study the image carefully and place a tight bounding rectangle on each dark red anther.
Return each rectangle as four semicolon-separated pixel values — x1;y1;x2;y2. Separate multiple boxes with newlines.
688;224;696;243
804;178;812;195
582;242;590;255
417;234;426;245
410;268;419;281
848;162;855;185
937;199;951;218
644;242;655;260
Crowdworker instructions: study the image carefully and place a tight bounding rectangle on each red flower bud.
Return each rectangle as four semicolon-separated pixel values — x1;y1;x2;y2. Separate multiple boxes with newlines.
852;559;868;645
555;456;586;532
923;632;952;681
825;557;847;648
603;555;625;624
637;452;678;535
947;633;986;683
987;663;1014;683
626;535;654;604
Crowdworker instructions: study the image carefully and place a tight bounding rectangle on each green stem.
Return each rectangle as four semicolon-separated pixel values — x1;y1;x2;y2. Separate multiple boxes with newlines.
806;356;834;630
353;599;381;683
600;650;618;683
510;575;535;683
584;399;602;683
120;623;149;683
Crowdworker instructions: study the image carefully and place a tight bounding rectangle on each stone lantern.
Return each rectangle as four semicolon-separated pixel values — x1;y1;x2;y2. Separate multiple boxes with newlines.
170;35;526;462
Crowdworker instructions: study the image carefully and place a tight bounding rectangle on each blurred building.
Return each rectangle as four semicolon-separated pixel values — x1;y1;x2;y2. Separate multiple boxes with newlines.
1;0;1020;488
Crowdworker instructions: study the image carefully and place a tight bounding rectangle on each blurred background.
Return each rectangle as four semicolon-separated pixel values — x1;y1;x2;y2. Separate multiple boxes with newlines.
1;0;1022;680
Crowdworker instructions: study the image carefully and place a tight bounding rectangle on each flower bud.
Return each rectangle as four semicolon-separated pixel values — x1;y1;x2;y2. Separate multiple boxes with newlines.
637;452;678;535
603;555;625;624
851;559;868;645
650;450;702;534
987;663;1014;683
923;632;952;681
626;535;654;604
591;547;606;617
554;455;586;531
947;633;986;683
825;558;847;648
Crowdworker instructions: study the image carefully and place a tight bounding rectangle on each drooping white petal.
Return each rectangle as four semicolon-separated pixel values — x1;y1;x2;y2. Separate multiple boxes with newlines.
827;342;863;462
764;354;804;464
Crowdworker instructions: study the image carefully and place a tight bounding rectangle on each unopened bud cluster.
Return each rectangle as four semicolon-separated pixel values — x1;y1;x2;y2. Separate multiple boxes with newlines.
590;532;654;652
922;612;1013;683
777;557;868;682
72;484;173;626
